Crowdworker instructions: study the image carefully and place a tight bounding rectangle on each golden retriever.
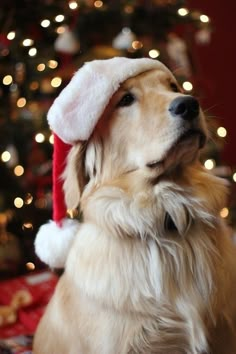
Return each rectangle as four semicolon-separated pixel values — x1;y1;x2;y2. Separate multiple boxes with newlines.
33;66;236;353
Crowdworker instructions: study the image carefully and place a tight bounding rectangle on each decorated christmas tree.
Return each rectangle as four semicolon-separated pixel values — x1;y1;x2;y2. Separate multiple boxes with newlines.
0;0;234;278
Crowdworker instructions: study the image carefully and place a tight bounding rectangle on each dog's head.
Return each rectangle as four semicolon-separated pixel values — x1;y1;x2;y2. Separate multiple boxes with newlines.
63;66;208;211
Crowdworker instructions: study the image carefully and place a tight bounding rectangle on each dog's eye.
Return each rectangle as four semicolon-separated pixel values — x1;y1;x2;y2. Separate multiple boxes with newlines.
117;93;135;107
170;82;179;93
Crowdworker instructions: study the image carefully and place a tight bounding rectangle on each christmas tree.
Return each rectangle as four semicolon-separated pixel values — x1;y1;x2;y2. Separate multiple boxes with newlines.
0;0;234;278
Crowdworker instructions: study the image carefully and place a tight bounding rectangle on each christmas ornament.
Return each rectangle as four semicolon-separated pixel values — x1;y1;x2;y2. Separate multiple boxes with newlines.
195;28;211;45
54;26;80;54
112;27;136;50
166;33;192;78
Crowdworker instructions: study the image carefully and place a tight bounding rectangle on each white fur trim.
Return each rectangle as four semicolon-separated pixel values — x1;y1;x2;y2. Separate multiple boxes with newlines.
48;57;171;144
35;218;80;268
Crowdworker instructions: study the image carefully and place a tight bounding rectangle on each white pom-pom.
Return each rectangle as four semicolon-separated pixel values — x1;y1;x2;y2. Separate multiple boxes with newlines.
35;218;80;268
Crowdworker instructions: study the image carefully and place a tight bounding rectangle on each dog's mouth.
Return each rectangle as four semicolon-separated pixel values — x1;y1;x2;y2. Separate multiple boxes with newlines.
146;129;207;169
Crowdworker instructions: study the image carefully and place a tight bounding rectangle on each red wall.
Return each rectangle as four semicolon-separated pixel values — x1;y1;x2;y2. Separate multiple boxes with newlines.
187;0;236;167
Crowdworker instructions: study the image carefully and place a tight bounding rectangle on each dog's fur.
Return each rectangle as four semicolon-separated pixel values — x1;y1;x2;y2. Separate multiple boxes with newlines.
33;68;236;354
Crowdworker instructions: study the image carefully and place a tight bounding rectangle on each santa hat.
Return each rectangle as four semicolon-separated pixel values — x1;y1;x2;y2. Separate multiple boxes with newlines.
35;56;169;268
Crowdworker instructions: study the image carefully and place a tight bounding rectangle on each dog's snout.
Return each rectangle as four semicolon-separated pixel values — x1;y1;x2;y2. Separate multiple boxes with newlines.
169;96;199;121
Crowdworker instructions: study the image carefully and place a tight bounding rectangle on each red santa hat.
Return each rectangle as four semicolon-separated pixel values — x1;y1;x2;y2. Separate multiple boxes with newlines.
35;57;169;268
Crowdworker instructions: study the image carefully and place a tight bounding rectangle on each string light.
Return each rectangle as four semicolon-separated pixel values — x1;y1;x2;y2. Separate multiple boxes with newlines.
3;75;13;85
217;126;227;138
26;262;35;271
49;134;54;144
25;193;33;205
132;40;143;50
48;60;58;69
37;63;46;71
149;49;160;58
22;222;33;230
182;81;193;91
220;207;229;218
14;197;24;208
30;81;39;90
204;159;215;170
233;173;236;182
1;151;11;162
56;26;66;34
94;0;103;8
55;14;65;22
22;38;34;46
51;77;62;88
14;165;24;176
178;8;189;16
35;133;45;143
7;31;16;40
35;198;47;209
28;47;37;56
124;5;134;14
200;14;210;23
17;97;27;108
69;1;78;10
41;19;51;28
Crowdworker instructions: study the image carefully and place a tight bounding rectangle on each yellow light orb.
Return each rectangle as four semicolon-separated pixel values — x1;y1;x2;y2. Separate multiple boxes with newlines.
204;159;215;170
55;14;65;22
217;126;227;138
182;81;193;91
69;1;78;9
178;8;189;16
200;14;210;23
124;5;134;14
14;165;24;176
49;134;54;144
22;222;33;230
3;75;13;85
35;198;47;209
149;49;160;58
7;31;16;40
26;262;35;270
94;0;103;8
22;38;34;46
37;63;46;71
35;133;45;143
1;151;11;162
14;197;24;208
25;193;33;205
56;26;66;34
233;172;236;182
48;60;58;69
28;47;37;56
17;97;26;108
30;81;39;90
51;77;62;88
220;207;229;218
132;40;143;50
41;19;51;28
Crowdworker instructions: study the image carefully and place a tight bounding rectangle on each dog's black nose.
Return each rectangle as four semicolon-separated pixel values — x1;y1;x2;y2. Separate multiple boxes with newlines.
169;96;199;121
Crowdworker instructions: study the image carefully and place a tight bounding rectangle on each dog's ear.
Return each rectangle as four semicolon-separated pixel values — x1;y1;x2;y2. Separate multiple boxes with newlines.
63;143;87;210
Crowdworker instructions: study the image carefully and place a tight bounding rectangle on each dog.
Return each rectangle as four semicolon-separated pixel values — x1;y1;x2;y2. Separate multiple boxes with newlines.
33;63;236;353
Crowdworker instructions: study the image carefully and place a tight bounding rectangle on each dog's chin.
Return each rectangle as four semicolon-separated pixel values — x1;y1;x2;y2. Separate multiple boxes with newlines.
147;130;207;176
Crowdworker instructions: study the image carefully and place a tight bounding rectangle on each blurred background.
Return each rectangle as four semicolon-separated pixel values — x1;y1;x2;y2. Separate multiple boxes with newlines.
0;0;236;279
